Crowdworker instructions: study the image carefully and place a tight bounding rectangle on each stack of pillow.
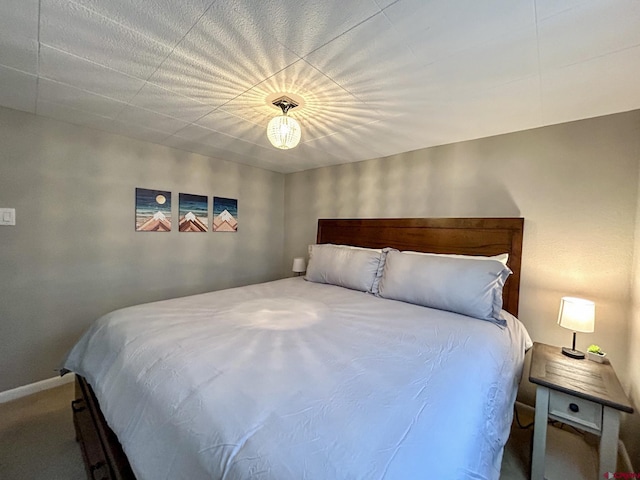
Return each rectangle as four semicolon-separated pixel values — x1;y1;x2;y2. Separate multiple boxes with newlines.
304;244;511;326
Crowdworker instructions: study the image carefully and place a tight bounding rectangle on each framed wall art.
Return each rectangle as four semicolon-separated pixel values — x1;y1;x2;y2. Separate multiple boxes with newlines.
135;188;171;232
178;193;208;232
212;197;238;232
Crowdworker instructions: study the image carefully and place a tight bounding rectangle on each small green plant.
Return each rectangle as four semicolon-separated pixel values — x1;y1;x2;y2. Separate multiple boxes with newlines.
587;344;604;355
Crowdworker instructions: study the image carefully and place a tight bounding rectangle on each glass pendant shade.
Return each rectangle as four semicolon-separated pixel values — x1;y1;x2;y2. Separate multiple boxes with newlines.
267;114;301;150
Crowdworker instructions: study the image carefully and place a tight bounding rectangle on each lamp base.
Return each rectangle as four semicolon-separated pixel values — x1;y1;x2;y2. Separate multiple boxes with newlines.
561;347;585;359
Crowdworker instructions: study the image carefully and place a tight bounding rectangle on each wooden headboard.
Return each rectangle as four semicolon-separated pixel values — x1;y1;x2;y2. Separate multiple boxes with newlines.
317;217;524;317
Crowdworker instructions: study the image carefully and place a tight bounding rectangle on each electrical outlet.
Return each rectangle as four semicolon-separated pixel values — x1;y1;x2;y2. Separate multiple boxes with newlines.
0;208;16;225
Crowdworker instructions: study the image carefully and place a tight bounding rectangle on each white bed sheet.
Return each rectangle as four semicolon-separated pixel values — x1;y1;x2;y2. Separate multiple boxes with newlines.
64;277;532;480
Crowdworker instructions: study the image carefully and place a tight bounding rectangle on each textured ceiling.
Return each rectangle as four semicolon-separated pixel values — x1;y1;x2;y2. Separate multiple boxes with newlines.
1;0;639;173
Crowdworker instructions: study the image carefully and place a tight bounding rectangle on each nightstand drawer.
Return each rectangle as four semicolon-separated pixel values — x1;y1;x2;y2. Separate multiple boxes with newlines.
548;390;602;432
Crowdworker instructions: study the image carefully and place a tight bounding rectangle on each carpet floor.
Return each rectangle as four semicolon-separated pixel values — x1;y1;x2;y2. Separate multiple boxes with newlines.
0;382;84;479
0;382;597;479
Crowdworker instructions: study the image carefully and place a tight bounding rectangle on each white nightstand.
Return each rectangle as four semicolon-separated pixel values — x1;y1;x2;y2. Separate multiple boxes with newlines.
528;342;633;480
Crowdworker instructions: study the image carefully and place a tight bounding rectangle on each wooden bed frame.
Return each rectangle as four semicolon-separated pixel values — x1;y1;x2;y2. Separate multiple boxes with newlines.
72;217;524;479
317;217;524;316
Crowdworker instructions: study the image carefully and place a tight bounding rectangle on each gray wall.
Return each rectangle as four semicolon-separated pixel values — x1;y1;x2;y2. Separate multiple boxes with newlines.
2;104;640;465
0;107;285;392
284;110;640;466
629;163;640;466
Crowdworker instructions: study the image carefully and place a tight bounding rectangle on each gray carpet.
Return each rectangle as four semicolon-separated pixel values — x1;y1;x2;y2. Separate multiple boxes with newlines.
0;383;596;479
0;382;85;479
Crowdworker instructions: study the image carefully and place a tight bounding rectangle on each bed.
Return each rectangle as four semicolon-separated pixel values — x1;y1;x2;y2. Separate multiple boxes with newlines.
63;217;530;480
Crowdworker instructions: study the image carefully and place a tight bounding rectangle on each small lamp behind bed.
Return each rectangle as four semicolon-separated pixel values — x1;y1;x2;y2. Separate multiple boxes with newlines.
292;257;306;277
557;296;595;359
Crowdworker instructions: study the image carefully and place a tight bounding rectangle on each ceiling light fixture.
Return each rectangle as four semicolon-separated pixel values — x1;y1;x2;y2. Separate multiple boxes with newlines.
267;96;301;150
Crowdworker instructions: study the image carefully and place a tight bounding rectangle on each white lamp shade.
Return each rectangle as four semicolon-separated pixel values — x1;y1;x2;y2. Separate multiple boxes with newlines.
292;257;306;273
267;115;301;149
557;297;595;333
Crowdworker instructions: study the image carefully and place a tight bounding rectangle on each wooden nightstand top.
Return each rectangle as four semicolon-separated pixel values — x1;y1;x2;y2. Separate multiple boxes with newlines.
529;342;633;413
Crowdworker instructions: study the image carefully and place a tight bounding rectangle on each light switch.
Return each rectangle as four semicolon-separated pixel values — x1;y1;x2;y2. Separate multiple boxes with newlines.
0;208;15;226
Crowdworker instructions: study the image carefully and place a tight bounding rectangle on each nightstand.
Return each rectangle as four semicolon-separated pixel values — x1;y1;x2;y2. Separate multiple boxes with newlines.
529;342;633;480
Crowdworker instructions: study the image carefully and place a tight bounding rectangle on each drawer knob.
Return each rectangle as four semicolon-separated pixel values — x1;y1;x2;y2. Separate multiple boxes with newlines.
90;460;108;480
569;403;579;413
71;399;86;413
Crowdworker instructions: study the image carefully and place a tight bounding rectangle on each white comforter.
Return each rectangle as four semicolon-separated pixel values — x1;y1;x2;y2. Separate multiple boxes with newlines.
64;278;532;480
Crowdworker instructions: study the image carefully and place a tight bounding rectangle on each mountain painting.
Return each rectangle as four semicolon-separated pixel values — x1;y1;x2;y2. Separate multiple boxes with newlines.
212;197;238;232
135;188;172;232
179;193;208;232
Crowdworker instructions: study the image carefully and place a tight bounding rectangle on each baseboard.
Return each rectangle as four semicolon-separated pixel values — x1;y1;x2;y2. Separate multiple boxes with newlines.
515;400;535;414
0;373;75;404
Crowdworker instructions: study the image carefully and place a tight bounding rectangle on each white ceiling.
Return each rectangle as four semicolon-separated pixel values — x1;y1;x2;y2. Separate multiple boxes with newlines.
1;0;639;173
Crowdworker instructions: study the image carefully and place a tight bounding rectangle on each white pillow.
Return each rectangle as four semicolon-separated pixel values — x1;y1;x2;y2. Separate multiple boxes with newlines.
401;251;509;265
377;250;512;325
305;244;386;293
371;247;396;295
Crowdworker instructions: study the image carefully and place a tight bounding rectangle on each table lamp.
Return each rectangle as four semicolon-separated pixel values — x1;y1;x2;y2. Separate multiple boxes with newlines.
557;296;595;359
292;257;306;276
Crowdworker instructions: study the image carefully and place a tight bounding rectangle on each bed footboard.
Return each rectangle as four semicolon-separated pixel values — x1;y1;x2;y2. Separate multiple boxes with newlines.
72;375;136;480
